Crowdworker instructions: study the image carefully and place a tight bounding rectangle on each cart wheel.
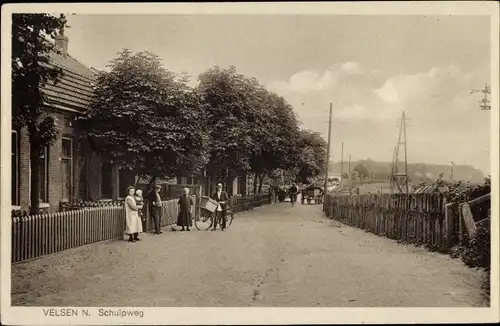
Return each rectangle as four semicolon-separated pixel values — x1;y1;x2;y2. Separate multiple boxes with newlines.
195;210;214;231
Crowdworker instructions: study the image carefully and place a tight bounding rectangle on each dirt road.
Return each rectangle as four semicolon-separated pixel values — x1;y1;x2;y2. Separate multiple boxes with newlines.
11;202;488;307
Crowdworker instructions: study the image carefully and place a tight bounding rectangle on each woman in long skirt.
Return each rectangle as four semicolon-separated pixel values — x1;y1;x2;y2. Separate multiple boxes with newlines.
177;187;194;231
125;186;143;242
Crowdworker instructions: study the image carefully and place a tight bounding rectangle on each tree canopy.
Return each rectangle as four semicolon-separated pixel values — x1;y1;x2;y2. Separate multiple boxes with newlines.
79;53;328;192
354;164;369;179
294;130;328;184
81;49;210;183
12;13;67;212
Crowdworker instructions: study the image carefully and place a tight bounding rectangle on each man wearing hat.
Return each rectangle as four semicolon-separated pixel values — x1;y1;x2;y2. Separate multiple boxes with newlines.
212;183;229;231
148;184;163;235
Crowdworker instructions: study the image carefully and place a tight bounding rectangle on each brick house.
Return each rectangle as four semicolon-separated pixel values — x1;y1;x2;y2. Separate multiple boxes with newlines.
11;32;130;212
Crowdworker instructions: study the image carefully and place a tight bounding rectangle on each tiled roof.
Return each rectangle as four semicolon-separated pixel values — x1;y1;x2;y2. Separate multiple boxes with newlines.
412;184;449;194
413;184;436;194
40;51;96;113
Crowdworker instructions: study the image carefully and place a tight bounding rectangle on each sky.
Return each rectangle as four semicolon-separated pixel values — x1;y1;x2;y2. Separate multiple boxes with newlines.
64;14;492;174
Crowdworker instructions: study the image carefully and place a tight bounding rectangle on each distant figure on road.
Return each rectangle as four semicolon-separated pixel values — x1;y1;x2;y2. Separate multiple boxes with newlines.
212;183;229;231
289;183;298;206
277;186;286;202
148;184;163;235
272;185;282;203
125;186;142;242
177;187;194;231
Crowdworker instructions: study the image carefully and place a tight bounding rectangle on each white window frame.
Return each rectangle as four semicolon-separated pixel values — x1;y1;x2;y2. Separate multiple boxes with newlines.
100;162;114;200
29;146;50;207
61;137;73;202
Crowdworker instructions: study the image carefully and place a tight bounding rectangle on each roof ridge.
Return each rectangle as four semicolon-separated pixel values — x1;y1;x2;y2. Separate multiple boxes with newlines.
48;50;96;79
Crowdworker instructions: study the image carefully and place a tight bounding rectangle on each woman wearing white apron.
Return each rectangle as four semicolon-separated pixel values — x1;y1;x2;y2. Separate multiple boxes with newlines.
125;186;143;242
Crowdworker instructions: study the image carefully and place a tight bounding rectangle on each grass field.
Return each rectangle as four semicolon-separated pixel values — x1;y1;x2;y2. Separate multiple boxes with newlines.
335;180;391;195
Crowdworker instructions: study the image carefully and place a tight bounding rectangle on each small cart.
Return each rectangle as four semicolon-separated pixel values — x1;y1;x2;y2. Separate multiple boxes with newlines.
301;186;324;205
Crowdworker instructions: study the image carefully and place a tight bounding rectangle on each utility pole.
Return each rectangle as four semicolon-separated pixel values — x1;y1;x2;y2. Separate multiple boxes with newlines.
450;161;456;181
324;103;333;195
390;111;409;194
340;141;344;187
471;84;491;110
348;154;352;195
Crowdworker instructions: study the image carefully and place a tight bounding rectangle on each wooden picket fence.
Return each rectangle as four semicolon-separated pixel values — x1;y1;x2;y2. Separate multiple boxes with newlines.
12;194;272;263
229;193;270;212
11;205;125;263
323;193;459;252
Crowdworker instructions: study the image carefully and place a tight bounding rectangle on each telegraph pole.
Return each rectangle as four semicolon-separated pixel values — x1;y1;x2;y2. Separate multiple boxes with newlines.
450;161;456;181
390;111;409;194
340;141;344;187
471;84;491;110
324;103;333;195
348;154;352;195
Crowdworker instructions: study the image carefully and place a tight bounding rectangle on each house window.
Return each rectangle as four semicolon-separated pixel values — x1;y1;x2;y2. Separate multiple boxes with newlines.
61;138;73;202
39;147;49;203
118;169;130;198
100;163;113;199
12;131;19;206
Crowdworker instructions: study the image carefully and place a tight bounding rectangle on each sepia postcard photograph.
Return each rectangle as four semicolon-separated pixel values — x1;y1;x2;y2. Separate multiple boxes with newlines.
1;2;499;325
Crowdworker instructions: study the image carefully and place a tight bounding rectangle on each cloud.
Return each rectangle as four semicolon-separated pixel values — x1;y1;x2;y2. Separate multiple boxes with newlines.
341;61;363;74
264;63;490;173
267;61;365;94
333;104;368;121
267;69;337;94
269;64;481;126
375;65;474;106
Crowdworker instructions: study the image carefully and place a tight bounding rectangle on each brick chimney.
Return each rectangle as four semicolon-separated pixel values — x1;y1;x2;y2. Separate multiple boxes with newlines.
55;29;68;55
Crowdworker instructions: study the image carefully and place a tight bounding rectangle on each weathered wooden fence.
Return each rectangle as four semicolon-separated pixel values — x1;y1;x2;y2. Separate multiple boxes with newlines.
12;194;271;263
229;193;270;212
323;193;459;252
12;205;125;263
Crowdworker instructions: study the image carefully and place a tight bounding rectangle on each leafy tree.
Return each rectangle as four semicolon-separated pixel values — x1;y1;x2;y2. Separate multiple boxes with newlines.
249;91;301;192
354;164;369;180
81;49;209;188
197;66;265;183
294;130;327;184
12;13;67;213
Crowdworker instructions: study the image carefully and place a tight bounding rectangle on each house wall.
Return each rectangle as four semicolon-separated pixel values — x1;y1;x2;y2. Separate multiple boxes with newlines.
18;127;30;209
14;109;120;211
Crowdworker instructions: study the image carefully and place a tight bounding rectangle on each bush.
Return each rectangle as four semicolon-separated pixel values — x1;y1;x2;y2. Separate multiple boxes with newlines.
461;224;490;269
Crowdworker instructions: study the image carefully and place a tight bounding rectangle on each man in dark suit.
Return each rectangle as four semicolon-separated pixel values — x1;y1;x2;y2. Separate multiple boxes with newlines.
289;183;298;206
148;184;163;235
212;183;229;231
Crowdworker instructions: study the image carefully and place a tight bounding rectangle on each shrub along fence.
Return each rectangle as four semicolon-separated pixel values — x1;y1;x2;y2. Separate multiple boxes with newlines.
323;193;463;252
12;194;271;263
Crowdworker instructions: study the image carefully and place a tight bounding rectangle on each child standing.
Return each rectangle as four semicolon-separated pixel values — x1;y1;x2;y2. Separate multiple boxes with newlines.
135;189;145;231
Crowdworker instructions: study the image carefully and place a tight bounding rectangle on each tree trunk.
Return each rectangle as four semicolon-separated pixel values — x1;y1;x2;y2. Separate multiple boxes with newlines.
252;173;258;195
258;174;264;194
226;170;236;196
143;175;155;196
